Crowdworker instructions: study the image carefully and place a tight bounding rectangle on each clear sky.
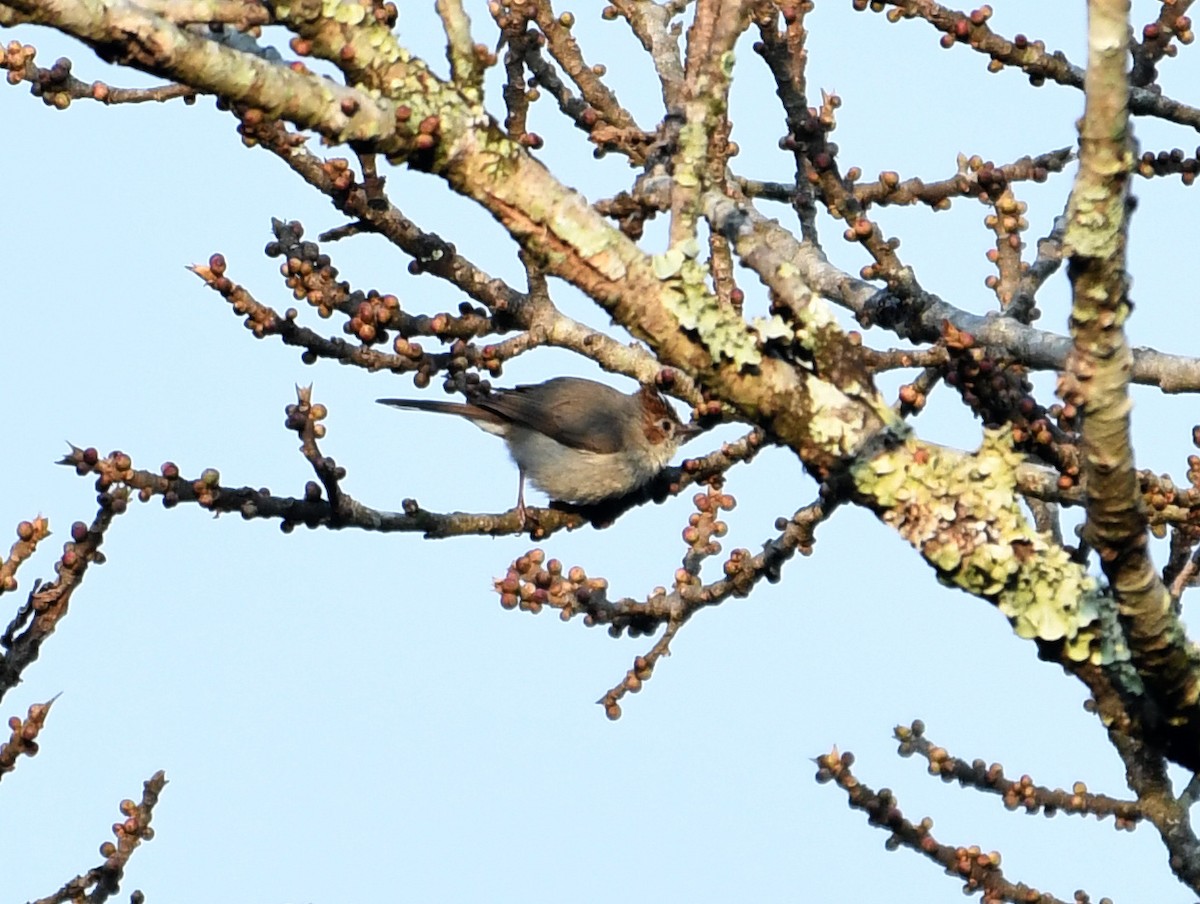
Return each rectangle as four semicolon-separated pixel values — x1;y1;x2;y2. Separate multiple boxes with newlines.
3;2;1198;901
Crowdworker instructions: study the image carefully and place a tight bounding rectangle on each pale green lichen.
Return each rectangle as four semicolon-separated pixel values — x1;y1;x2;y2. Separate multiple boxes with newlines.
760;260;900;431
546;200;629;280
1064;149;1131;259
751;314;793;342
652;246;687;279
801;379;859;453
333;3;365;25
805;380;870;458
852;426;1112;662
657;244;762;368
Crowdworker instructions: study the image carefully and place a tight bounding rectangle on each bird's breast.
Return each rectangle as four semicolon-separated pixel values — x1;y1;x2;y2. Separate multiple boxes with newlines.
504;428;674;504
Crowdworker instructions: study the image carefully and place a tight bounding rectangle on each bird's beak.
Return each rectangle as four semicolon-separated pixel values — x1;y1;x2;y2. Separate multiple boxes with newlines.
678;421;705;442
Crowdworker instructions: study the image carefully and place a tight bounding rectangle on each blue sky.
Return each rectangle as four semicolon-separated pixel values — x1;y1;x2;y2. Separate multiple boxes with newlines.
3;2;1198;901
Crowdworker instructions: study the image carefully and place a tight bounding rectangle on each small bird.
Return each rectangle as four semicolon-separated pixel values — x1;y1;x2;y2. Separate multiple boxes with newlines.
377;376;701;518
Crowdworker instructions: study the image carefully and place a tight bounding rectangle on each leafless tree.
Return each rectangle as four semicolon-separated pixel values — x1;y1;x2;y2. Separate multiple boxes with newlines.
4;0;1200;900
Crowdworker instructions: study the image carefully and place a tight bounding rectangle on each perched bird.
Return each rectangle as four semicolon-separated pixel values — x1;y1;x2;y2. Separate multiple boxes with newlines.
378;376;700;518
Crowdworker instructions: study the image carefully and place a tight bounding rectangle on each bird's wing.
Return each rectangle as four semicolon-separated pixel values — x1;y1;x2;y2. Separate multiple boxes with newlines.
476;378;629;454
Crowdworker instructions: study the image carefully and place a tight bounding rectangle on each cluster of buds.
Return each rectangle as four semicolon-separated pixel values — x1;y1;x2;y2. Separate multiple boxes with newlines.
496;548;609;620
973;155;1040;201
266;223;349;320
194;254;277;341
1138;468;1196;537
3;41;35;85
102;796;156;858
96;771;166;872
1143;15;1194;46
677;483;734;596
412;112;443;154
390;336;431;386
942;322;1079;483
57;518;105;574
3;516;51;593
598;652;655;721
191;467;222;510
682;484;732;556
946;845;1004;891
345;290;400;345
321;156;357;193
284;396;328;440
155;461;181;508
1136;148;1200;185
1185;427;1200;494
95;455;134;514
938;5;995;48
983;189;1029;306
0;699;54;775
32;57;75;107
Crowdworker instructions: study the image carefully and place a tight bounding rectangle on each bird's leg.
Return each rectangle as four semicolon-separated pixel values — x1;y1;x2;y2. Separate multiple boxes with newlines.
516;469;527;528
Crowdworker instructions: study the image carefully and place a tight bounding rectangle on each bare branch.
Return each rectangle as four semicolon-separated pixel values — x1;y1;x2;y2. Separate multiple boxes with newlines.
816;745;1081;903
29;771;167;904
0;503;123;703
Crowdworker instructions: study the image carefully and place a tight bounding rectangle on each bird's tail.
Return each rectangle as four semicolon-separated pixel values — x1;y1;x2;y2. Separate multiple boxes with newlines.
376;397;505;427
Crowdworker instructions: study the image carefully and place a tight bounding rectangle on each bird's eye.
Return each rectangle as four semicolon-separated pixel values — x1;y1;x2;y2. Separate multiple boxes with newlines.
659;418;674;434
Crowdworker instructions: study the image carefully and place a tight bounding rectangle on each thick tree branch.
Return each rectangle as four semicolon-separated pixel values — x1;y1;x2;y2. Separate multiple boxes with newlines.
1065;0;1200;765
